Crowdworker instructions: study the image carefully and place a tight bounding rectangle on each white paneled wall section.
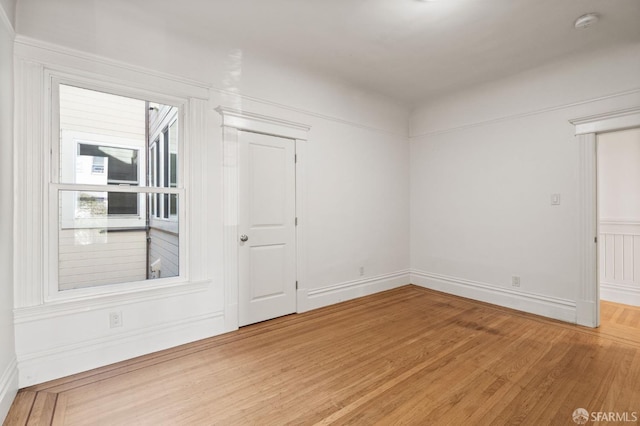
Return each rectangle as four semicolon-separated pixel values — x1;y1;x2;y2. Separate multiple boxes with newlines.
599;222;640;305
0;1;16;423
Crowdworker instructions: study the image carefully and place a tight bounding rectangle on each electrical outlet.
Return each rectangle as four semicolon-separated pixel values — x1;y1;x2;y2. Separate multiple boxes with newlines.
511;276;521;288
359;266;365;276
109;311;123;328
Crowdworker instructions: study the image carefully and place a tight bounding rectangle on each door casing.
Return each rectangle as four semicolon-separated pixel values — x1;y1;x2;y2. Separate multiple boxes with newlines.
218;106;310;331
570;107;640;327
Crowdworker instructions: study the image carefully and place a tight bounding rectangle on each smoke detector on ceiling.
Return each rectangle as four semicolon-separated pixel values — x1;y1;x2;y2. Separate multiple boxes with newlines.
574;13;599;29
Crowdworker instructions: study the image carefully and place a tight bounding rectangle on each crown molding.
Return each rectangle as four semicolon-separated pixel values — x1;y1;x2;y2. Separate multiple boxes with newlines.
411;88;640;139
13;35;211;96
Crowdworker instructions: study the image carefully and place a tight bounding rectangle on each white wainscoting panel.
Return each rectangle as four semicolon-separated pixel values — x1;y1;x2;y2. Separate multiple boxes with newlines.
599;220;640;306
16;310;224;387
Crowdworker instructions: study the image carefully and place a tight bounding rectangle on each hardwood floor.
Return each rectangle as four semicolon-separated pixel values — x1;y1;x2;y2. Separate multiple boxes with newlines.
5;285;640;425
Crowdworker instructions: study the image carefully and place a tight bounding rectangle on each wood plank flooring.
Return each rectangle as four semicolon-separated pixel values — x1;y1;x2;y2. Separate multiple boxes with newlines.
5;285;640;425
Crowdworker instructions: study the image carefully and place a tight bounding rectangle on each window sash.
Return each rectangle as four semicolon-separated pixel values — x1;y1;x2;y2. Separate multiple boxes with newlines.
52;183;183;194
49;79;187;299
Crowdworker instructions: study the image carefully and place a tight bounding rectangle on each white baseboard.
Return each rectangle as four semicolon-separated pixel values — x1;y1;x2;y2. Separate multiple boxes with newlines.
18;312;225;387
411;270;577;324
600;282;640;306
297;270;410;313
576;300;599;328
0;357;18;424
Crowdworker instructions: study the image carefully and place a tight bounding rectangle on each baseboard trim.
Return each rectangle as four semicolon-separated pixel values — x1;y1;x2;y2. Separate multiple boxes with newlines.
600;282;640;306
0;357;18;424
17;311;225;387
298;270;410;313
411;270;576;323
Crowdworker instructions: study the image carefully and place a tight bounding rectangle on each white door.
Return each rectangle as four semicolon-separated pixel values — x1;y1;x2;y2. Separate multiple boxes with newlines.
238;131;296;326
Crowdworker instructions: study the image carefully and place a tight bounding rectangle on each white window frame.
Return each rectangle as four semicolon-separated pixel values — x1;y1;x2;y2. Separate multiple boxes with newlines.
149;112;180;225
47;73;188;302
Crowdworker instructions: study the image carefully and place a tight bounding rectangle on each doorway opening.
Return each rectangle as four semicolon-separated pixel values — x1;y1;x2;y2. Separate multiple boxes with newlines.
597;127;640;333
571;107;640;328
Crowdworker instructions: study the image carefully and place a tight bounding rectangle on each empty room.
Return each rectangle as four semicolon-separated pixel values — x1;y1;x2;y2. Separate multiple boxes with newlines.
1;0;640;424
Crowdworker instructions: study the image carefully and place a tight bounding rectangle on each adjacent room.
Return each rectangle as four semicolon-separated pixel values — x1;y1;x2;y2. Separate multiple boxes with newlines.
1;0;639;424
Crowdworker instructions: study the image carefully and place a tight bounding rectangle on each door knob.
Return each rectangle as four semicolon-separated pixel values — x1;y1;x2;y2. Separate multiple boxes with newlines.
240;234;249;242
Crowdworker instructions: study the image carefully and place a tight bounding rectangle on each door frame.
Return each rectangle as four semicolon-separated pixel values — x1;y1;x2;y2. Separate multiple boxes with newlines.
570;106;640;327
217;106;310;331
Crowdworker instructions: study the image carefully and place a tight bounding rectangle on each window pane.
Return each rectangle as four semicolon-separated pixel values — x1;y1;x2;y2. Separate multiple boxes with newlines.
107;192;139;215
79;144;138;183
169;120;178;187
58;190;180;291
59;84;146;185
169;193;178;217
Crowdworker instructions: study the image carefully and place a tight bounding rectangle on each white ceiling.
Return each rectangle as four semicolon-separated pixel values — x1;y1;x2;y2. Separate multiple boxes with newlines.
19;0;640;105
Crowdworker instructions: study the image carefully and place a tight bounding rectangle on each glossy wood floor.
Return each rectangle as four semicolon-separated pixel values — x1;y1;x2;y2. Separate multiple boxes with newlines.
5;285;640;425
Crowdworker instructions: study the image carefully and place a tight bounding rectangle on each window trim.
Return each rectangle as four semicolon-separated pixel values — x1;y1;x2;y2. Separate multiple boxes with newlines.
47;74;189;302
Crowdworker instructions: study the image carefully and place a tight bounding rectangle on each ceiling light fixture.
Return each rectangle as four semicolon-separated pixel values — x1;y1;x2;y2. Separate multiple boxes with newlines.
574;13;599;29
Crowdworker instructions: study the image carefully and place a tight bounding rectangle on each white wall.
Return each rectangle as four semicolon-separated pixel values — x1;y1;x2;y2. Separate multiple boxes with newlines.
598;128;640;221
12;0;410;386
0;0;14;27
410;43;640;322
0;1;17;422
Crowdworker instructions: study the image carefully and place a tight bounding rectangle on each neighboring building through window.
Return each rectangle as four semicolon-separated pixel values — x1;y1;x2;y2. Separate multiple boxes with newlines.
56;84;182;291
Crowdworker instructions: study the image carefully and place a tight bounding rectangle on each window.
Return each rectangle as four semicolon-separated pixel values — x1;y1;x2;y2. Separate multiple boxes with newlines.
54;83;183;292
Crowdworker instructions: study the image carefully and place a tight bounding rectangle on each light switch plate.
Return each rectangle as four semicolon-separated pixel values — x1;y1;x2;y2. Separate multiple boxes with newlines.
551;194;561;206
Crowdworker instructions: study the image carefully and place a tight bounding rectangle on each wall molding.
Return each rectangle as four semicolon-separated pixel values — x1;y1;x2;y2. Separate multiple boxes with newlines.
410;270;576;324
215;88;407;137
411;90;640;139
600;282;640;306
15;35;407;137
14;35;210;92
13;58;45;308
600;218;640;227
570;106;640;135
17;311;224;387
297;270;410;313
14;280;210;324
216;106;311;140
0;357;18;423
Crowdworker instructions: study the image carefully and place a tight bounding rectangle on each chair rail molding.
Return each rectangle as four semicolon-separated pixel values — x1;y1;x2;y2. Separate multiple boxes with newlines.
570;106;640;327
